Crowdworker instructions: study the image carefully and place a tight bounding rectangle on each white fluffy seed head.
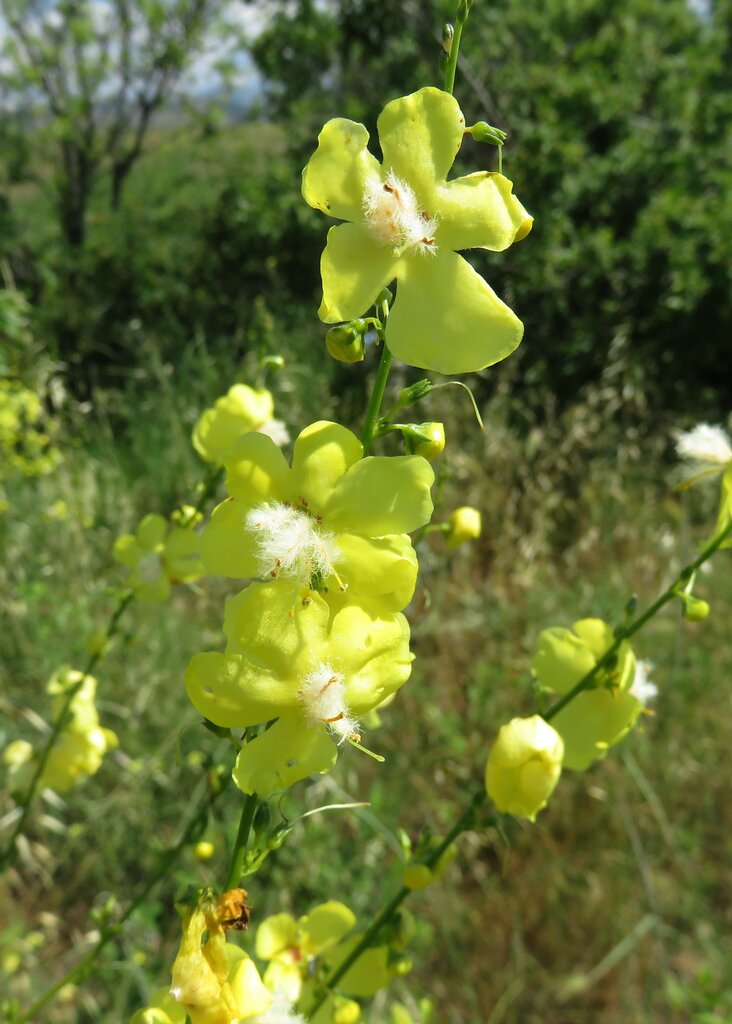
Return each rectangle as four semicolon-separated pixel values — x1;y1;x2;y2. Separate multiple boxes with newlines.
363;172;438;256
298;663;360;742
630;659;658;705
244;501;340;586
676;424;732;470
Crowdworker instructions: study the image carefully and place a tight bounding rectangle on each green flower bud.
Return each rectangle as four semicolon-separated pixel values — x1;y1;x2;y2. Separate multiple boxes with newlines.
325;323;366;363
252;801;271;834
682;594;711;621
397;379;434;407
402;422;446;461
485;715;564;821
467;121;507;146
441;23;454;53
266;821;293;851
445;506;482;548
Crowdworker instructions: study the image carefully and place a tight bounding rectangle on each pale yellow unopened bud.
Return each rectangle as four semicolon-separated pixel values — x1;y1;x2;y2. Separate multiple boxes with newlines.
194;840;215;861
485;715;563;821
445;506;481;548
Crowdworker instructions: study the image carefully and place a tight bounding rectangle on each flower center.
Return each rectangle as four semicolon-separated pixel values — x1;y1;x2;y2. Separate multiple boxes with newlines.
245;500;344;589
298;663;360;742
363;172;438;256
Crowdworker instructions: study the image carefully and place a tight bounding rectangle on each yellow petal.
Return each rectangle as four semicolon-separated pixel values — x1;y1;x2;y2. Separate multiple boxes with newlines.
323;454;434;536
302;117;381;222
388;249;523;374
290;421;363;512
233;715;337;796
434;172;533;251
318;223;399;324
377;87;464;205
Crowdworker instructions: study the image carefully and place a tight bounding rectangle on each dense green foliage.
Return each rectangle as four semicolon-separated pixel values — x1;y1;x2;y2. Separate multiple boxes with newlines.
0;0;729;416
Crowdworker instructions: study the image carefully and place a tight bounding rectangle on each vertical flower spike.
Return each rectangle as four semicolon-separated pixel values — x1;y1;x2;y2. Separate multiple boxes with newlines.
302;87;532;374
485;715;564;820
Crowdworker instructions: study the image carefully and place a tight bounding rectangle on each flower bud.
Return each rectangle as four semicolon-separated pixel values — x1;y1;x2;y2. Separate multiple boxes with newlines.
252;801;271;835
441;23;454;53
485;715;564;821
325;323;366;363
681;594;710;622
402;422;445;461
193;841;215;861
467;121;507;146
397;379;434;407
445;506;482;549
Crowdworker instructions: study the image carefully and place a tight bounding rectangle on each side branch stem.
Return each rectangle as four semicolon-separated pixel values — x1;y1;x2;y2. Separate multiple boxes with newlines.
306;793;491;1019
0;590;134;872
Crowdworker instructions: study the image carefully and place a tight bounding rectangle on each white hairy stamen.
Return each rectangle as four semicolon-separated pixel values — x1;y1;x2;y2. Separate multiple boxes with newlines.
363;172;438;255
676;423;732;471
299;663;360;742
245;501;341;585
630;659;658;705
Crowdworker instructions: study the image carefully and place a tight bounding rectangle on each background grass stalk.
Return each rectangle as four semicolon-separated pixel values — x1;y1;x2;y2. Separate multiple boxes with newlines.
0;590;134;873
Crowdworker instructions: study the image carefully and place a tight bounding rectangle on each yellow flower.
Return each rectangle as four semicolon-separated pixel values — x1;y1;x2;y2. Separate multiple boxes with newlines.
193;385;279;465
302;87;531;374
200;420;433;612
445;506;481;548
114;513;203;603
532;618;644;771
485;715;563;821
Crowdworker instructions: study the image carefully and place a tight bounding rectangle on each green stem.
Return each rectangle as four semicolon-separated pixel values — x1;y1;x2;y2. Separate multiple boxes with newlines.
225;792;259;889
0;590;134;873
361;342;393;453
306;793;490;1019
544;518;732;722
443;1;472;96
15;776;224;1023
